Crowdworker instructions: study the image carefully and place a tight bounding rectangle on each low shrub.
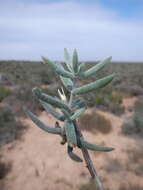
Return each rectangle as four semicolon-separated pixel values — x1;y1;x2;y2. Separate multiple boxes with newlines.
133;112;143;133
83;88;125;116
41;84;59;97
78;110;112;134
0;106;27;145
78;181;110;190
40;69;55;85
121;119;137;135
78;181;98;190
119;184;143;190
0;85;11;102
0;161;12;180
121;98;143;136
119;84;143;97
108;103;125;116
9;84;42;116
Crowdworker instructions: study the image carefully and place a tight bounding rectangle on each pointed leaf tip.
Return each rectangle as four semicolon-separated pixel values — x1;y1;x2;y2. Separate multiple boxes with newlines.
72;49;78;73
64;48;73;72
24;108;62;135
72;73;115;95
80;138;114;152
81;56;112;78
67;145;83;162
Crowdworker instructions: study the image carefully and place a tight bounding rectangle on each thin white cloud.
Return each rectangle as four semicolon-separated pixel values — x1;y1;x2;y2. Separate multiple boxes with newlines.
0;1;143;61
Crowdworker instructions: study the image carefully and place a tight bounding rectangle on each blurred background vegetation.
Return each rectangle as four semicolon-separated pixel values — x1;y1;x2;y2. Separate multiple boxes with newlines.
0;60;142;190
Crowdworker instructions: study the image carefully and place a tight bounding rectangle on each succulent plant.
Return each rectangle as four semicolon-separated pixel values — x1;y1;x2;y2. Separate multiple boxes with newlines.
24;48;115;190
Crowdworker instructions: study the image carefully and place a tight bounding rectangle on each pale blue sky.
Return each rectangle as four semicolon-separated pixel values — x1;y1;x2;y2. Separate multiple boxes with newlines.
0;0;143;61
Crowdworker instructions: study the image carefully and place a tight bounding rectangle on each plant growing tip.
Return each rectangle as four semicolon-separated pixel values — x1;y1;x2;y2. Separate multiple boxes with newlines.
58;87;67;102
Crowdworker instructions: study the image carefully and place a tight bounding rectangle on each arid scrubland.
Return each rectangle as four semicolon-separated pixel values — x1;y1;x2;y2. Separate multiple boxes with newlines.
0;60;143;190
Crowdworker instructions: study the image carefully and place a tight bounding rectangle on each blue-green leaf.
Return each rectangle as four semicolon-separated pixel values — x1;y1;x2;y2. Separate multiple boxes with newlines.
67;145;83;162
77;62;86;74
64;120;77;146
72;74;115;95
61;109;71;119
72;49;78;73
71;98;87;109
24;108;62;135
81;56;112;78
64;48;73;72
70;107;86;120
80;138;114;152
32;87;70;111
39;100;65;121
42;56;74;79
60;76;73;91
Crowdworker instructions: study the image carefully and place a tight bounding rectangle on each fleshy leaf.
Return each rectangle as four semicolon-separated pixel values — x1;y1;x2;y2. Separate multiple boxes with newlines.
42;56;74;79
80;138;114;152
64;120;77;146
72;74;115;95
24;108;62;135
72;49;78;73
67;145;83;162
60;76;73;91
77;62;86;74
32;87;70;111
70;107;86;120
61;109;71;119
64;48;73;72
39;100;65;121
81;56;112;78
71;98;87;109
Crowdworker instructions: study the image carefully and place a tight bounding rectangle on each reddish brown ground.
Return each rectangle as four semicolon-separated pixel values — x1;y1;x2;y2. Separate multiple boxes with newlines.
1;97;143;190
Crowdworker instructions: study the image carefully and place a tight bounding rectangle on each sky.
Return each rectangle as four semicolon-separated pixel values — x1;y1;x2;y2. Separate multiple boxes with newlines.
0;0;143;61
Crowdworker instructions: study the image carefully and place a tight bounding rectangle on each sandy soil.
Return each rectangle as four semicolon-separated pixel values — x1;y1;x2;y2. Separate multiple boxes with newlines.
1;97;143;190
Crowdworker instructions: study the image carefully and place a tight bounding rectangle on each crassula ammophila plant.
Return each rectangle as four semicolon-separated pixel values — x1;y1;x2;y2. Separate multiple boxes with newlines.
24;48;115;190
